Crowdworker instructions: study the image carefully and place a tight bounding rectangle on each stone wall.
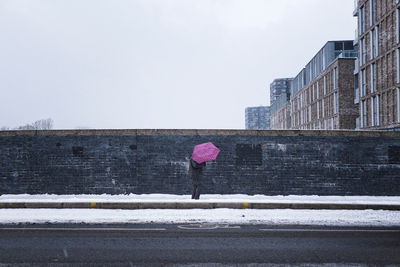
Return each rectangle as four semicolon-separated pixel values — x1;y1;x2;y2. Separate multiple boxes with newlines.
0;129;399;196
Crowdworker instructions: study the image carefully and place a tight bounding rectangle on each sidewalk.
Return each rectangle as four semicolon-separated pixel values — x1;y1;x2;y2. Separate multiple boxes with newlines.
1;194;400;210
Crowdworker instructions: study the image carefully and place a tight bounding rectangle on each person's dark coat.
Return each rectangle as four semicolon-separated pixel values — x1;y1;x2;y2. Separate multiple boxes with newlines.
190;158;206;185
190;158;206;199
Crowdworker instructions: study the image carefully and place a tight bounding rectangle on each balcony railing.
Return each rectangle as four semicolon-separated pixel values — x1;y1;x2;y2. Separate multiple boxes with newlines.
336;51;358;59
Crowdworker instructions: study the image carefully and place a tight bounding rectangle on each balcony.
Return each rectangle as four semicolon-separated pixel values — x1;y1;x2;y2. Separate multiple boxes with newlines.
353;0;358;16
336;50;358;59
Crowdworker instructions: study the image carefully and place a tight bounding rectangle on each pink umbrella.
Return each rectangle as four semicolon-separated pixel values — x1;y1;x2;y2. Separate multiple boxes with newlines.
191;142;220;164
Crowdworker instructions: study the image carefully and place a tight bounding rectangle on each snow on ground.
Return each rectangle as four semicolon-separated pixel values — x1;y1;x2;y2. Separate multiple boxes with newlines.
0;208;400;226
0;194;400;226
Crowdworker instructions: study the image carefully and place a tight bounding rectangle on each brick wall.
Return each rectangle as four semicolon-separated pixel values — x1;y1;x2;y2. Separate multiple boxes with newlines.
338;59;359;129
1;129;400;196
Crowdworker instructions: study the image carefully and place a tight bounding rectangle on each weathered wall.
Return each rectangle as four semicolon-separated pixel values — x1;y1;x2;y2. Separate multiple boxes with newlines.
0;129;399;195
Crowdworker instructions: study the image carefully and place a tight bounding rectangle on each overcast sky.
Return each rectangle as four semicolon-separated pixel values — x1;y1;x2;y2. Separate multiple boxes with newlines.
0;0;355;130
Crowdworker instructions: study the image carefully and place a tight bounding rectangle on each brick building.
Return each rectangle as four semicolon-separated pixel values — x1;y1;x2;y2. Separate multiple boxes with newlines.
245;106;271;129
354;0;400;130
290;41;359;130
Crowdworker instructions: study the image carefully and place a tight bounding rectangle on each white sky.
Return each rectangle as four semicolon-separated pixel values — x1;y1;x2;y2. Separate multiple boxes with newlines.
0;0;356;130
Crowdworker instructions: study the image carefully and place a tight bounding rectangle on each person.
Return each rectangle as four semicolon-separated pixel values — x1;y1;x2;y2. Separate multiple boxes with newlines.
190;158;206;200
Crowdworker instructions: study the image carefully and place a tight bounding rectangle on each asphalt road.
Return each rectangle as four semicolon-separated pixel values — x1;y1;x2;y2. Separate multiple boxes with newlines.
0;223;399;266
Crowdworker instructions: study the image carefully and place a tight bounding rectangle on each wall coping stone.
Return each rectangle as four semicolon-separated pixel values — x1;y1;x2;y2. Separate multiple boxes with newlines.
0;129;400;137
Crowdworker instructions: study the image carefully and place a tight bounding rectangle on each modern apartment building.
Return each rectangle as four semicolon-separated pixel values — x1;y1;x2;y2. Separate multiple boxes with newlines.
245;106;271;130
354;0;400;130
290;41;359;130
270;78;293;106
270;91;291;129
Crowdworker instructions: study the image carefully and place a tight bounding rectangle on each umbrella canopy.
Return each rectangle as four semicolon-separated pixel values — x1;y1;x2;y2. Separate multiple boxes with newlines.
191;142;220;164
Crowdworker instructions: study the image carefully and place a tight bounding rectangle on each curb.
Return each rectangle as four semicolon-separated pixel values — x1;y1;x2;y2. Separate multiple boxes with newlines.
0;202;400;210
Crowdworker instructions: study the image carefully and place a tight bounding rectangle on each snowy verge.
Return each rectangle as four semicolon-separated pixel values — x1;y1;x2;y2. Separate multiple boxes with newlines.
1;194;400;226
0;208;399;226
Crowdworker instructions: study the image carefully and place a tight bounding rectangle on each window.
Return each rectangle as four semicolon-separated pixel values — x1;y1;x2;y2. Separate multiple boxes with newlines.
398;88;400;123
396;48;400;83
335;42;343;50
360;38;366;65
370;0;375;26
376;25;380;56
334;92;338;114
398;49;400;83
361;69;366;97
377;95;380;126
360;6;365;34
354;73;359;89
316;81;319;99
361;100;367;128
397;8;400;43
372;96;377;126
371;95;380;126
354;74;359;104
344;41;354;50
313;86;316;102
333;67;338;89
297;97;300;110
317;101;320;119
299;94;302;109
371;29;376;59
323;76;327;95
322;99;325;118
371;63;376;93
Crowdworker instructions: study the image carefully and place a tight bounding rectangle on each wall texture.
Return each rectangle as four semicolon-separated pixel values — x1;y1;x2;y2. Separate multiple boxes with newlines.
0;129;399;196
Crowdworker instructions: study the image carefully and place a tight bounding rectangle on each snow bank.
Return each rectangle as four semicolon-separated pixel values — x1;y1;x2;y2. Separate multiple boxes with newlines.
0;208;399;226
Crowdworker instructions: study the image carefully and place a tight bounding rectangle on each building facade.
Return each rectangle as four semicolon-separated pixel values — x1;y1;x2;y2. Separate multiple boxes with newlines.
245;106;271;130
291;58;359;129
354;0;400;130
290;41;358;130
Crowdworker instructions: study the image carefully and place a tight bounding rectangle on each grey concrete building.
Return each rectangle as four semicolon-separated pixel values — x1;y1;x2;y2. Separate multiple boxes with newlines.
245;106;271;129
354;0;400;130
270;78;293;106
